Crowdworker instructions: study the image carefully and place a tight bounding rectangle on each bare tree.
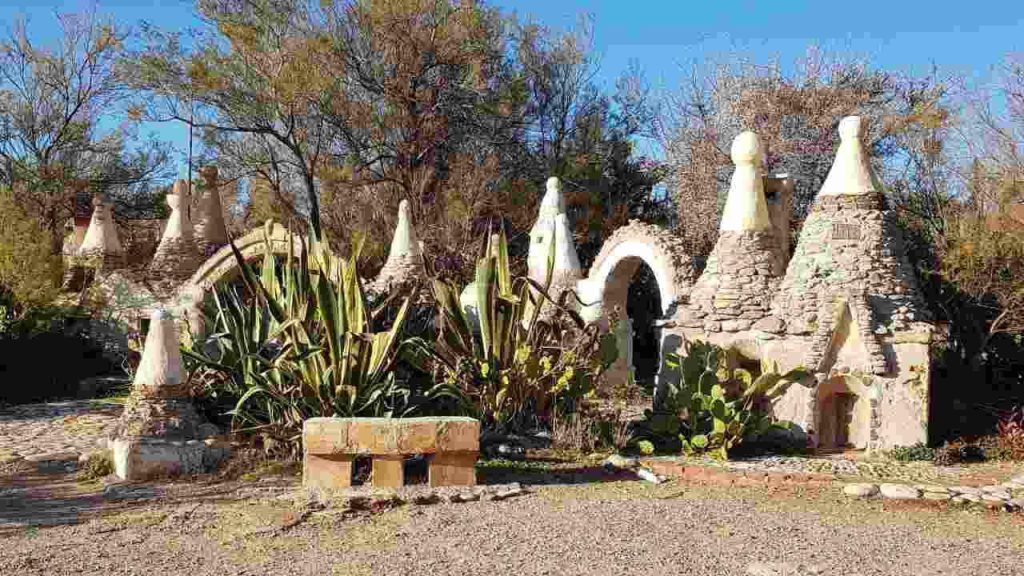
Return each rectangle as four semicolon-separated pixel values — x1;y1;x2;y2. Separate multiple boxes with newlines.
0;12;169;251
661;50;952;256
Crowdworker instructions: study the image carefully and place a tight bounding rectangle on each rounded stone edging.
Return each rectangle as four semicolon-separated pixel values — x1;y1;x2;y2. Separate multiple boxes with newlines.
842;477;1024;512
637;458;1024;514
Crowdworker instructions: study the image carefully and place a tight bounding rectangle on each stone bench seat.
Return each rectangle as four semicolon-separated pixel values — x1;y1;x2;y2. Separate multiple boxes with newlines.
302;417;480;489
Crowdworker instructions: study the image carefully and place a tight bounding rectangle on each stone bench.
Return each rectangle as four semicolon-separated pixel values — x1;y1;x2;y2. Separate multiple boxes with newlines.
302;417;480;489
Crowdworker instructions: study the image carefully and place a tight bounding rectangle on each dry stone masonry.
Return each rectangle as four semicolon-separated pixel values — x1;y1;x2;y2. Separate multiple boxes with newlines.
193;166;230;256
58;115;935;454
110;309;227;480
578;116;936;451
367;199;428;295
681;132;786;334
149;179;204;287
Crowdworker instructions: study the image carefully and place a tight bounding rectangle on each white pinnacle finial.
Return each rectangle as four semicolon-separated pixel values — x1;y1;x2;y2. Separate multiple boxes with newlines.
161;179;194;241
132;310;185;390
388;199;422;259
78;196;125;256
195;166;229;251
819;116;879;196
720;131;771;232
539;176;566;217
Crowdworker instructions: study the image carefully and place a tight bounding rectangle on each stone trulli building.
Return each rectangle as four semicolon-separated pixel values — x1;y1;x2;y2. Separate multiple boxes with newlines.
570;116;936;451
64;116;935;452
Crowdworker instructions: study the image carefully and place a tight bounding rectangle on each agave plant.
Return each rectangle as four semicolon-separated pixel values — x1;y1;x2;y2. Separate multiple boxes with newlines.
411;231;616;432
184;223;415;451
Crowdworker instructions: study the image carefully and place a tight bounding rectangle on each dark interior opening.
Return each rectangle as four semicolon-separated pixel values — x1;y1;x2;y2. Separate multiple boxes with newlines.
352;455;372;485
403;454;429;485
626;263;662;391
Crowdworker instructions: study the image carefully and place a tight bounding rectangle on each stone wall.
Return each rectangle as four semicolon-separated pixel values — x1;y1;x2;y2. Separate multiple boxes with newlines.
770;193;926;336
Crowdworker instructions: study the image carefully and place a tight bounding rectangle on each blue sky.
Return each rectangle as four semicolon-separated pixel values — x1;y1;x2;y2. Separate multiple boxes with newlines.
4;0;1024;174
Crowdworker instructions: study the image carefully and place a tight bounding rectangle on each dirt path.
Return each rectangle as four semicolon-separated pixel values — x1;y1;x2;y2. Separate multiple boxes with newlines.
3;461;1023;576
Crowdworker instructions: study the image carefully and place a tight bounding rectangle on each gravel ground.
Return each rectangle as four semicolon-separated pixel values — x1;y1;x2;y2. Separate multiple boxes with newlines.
3;467;1024;576
2;401;1023;576
0;400;121;462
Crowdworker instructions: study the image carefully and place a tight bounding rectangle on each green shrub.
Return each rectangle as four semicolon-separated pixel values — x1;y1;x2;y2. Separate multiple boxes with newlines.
412;231;616;432
636;341;812;459
81;450;114;480
890;442;935;462
0;188;62;336
184;224;417;452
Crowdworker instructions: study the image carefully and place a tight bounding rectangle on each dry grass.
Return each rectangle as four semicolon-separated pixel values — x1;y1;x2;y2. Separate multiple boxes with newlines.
540;479;1024;548
99;509;168;530
317;507;409;553
0;448;17;463
205;500;309;566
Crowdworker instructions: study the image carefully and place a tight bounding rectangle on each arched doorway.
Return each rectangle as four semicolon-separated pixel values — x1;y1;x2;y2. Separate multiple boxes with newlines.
816;375;873;449
581;221;697;390
626;263;662;390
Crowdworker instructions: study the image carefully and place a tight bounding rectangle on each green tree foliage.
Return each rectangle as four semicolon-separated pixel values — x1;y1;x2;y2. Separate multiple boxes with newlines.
126;0;662;277
0;187;62;333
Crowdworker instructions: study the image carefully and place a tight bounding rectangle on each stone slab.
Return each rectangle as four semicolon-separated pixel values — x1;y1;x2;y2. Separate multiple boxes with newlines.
302;454;354;490
303;417;479;456
372;455;404;488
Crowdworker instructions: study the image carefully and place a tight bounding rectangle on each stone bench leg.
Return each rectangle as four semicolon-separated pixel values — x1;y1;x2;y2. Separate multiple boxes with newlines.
372;455;404;488
429;452;478;487
303;454;354;489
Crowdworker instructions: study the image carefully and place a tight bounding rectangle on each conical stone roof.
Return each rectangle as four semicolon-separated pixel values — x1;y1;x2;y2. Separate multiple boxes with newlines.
149;179;204;286
194;166;230;256
527;177;582;289
770;116;926;339
76;195;126;270
368;199;427;294
680;131;785;333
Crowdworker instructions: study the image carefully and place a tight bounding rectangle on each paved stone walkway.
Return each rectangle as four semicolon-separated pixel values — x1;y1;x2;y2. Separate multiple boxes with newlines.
0;400;122;464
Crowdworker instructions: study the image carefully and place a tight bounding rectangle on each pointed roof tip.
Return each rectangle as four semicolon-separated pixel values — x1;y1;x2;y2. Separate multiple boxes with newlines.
819;115;879;196
132;308;184;389
539;176;565;217
720;131;771;232
730;130;762;167
397;198;412;219
387;198;421;258
78;198;124;255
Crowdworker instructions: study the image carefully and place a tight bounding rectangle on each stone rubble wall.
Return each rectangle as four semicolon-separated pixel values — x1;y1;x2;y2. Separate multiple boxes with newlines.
770;192;927;336
679;230;785;333
368;252;427;294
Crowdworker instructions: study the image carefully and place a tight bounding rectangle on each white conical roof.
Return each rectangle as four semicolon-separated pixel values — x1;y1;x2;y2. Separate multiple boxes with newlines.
388;199;422;260
132;310;185;390
195;166;229;249
78;197;124;256
720;131;771;232
528;176;581;283
539;176;566;217
819;116;879;196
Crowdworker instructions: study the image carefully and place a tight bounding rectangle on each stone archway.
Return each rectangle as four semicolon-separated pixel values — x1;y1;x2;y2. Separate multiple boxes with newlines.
171;222;306;335
184;222;305;295
580;221;697;388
